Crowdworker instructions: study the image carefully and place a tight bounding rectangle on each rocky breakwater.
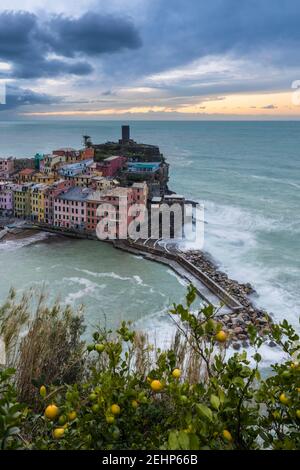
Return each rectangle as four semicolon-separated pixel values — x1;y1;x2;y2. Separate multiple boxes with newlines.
182;250;274;349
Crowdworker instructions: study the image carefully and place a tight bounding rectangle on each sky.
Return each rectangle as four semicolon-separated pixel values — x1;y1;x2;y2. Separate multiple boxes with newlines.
1;0;300;119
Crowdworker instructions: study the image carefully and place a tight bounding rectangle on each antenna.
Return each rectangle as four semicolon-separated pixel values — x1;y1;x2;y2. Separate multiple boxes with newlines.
83;135;92;148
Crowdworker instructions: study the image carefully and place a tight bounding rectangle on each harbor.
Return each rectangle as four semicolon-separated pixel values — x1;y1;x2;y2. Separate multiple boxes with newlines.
0;125;273;346
0;218;272;348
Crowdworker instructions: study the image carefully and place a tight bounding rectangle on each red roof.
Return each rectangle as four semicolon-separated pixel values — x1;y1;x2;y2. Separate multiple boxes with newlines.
19;168;35;175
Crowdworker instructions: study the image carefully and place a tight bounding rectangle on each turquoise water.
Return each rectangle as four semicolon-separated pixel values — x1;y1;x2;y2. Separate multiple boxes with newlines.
0;120;299;333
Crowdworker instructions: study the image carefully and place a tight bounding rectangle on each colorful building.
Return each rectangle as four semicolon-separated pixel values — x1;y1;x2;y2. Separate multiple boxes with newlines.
16;168;36;183
52;148;81;164
127;162;160;173
131;182;148;206
34;153;45;170
86;187;136;237
44;180;70;225
58;160;94;178
53;186;92;231
81;148;95;160
91;176;117;192
96;156;126;177
30;184;48;223
0;182;14;216
31;172;57;185
65;174;94;187
0;158;14;179
13;183;33;218
40;154;66;174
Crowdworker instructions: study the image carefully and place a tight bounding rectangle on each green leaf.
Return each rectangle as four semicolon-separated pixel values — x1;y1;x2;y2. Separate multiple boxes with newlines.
189;433;200;450
196;404;213;422
168;431;179;450
253;353;262;363
178;431;190;450
218;388;225;404
233;377;245;388
210;394;220;410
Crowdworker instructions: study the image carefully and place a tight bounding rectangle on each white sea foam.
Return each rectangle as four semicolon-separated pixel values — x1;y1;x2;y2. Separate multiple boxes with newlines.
134;306;176;349
174;199;300;330
0;231;51;251
74;267;149;287
166;268;189;287
63;277;106;305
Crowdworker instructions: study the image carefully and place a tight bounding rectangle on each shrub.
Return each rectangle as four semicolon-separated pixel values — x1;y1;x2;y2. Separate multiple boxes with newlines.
0;286;299;450
0;288;85;408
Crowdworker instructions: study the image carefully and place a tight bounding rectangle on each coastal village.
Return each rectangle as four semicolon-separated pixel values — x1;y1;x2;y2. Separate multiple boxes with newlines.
0;126;176;236
0;126;272;347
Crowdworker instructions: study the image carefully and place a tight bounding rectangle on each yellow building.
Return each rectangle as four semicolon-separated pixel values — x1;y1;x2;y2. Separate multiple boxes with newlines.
30;184;47;223
13;184;33;218
91;176;117;191
31;172;57;185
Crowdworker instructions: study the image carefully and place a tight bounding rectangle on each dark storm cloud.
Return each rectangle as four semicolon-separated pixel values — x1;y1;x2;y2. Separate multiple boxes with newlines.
0;85;62;110
0;10;141;79
141;0;300;72
99;0;300;90
44;12;141;57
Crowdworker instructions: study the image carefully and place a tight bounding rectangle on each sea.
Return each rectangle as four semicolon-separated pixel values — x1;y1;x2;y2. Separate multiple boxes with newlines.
0;120;299;357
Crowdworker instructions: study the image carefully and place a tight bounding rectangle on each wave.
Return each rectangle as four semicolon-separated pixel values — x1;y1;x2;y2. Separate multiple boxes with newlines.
0;231;52;251
133;305;176;349
73;267;149;287
175;199;300;327
250;174;300;190
63;277;106;305
166;269;189;287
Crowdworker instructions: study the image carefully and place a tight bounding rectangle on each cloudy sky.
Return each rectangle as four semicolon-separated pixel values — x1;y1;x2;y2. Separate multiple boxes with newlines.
1;0;300;119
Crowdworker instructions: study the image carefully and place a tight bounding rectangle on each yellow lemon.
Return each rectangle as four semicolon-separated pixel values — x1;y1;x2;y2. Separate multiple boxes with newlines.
215;331;227;343
150;380;163;392
52;427;65;439
106;415;115;424
131;400;139;409
45;404;59;420
111;404;121;415
39;385;47;398
95;343;105;353
296;410;300;419
172;368;181;379
279;393;289;405
68;411;77;421
222;430;233;442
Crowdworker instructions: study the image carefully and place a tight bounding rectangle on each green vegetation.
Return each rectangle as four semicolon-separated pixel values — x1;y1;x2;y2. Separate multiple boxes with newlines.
0;286;299;450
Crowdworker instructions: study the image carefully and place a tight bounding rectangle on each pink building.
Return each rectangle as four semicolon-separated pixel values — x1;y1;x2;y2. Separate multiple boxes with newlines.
131;182;148;206
0;158;14;179
86;186;145;238
0;183;13;215
44;180;71;225
53;186;92;231
96;156;126;177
